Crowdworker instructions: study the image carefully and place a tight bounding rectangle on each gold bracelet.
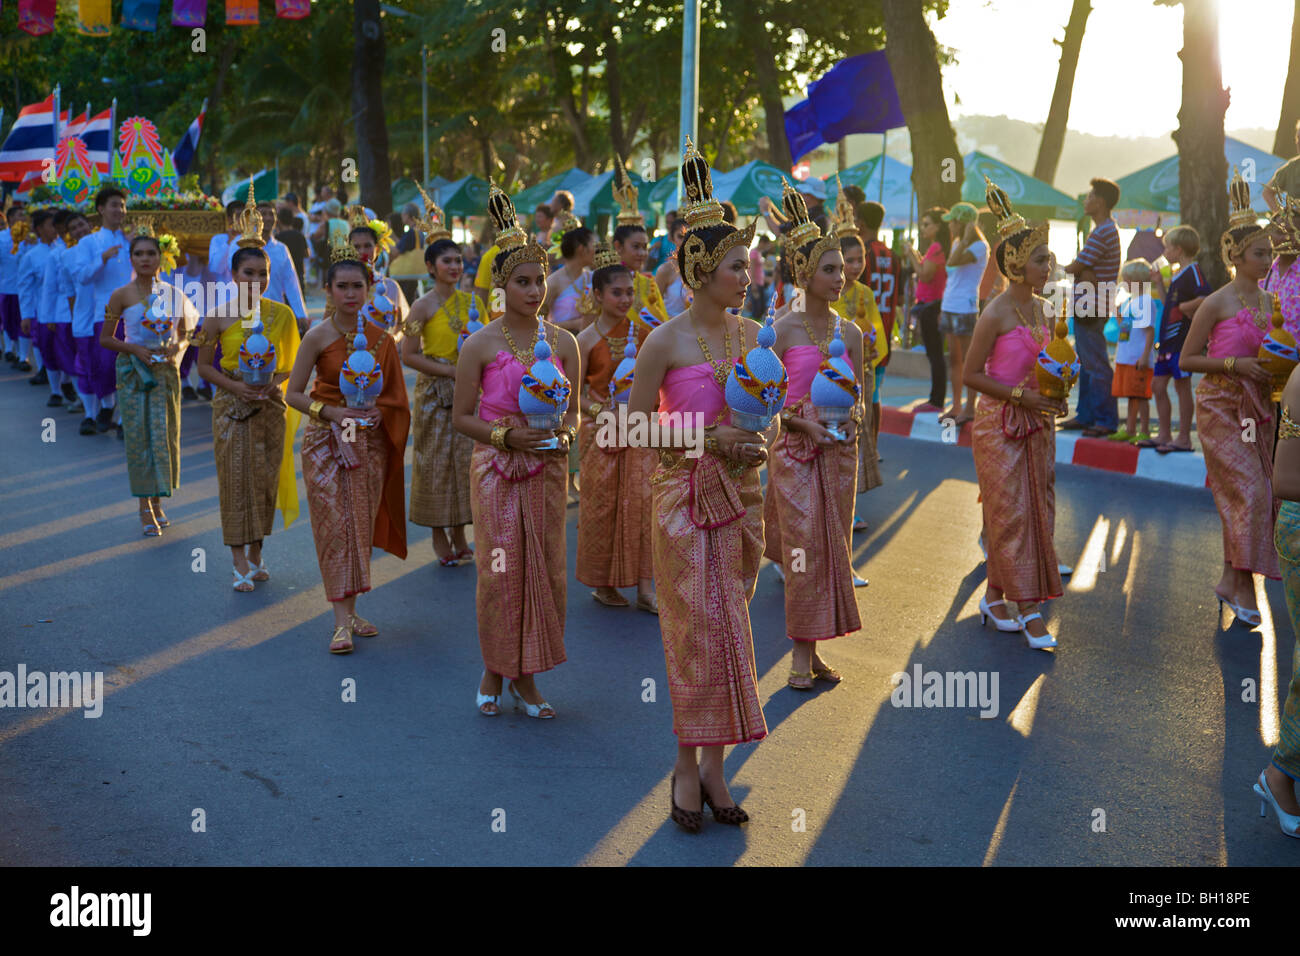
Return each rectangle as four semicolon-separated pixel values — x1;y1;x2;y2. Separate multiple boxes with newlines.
779;407;794;423
705;434;721;455
850;404;865;425
564;424;578;444
1010;386;1024;405
308;400;326;422
490;424;511;451
587;401;603;419
1224;356;1236;375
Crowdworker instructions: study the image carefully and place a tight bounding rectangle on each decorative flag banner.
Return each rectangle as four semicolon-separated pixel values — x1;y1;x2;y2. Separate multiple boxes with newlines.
806;51;905;143
76;0;111;35
783;99;824;164
276;0;309;18
18;0;56;35
171;0;206;28
226;0;258;26
0;96;59;182
63;111;89;140
121;0;160;30
172;103;206;176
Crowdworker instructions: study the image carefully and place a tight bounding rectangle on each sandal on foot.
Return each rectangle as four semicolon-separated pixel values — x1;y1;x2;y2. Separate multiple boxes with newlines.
852;516;868;532
250;562;270;582
476;672;501;716
455;547;474;562
140;512;161;537
811;662;843;684
349;614;378;637
635;593;659;615
329;625;354;655
232;567;256;592
788;669;814;691
438;555;459;567
507;682;555;718
592;589;630;608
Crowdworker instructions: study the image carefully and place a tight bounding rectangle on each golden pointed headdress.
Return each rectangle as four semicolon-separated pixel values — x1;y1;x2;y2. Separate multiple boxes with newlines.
130;217;157;240
414;183;452;243
235;177;264;249
832;174;860;239
1270;188;1300;257
1221;166;1269;269
676;137;756;289
781;177;841;288
592;242;621;271
346;204;370;231
612;155;643;227
487;179;548;289
985;174;1049;282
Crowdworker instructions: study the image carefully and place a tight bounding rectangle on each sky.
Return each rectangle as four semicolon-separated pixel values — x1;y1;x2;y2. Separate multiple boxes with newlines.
931;0;1292;138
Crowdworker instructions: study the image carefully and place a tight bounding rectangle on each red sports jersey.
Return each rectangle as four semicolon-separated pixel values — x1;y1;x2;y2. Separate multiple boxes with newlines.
867;239;899;366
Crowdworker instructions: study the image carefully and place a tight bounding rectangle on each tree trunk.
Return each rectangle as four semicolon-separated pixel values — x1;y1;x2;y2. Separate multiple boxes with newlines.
351;0;392;217
1173;0;1230;289
1275;0;1300;158
203;34;239;194
747;4;791;168
540;2;591;169
605;18;627;163
1034;0;1091;185
882;0;962;211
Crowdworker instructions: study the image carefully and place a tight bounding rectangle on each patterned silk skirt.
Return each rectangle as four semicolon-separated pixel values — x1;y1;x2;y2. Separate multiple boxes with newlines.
652;452;768;746
1197;373;1280;579
763;401;861;641
116;355;181;498
971;396;1062;603
301;418;387;601
409;372;474;528
576;411;656;588
212;378;287;547
857;399;883;493
470;416;568;679
1272;500;1300;780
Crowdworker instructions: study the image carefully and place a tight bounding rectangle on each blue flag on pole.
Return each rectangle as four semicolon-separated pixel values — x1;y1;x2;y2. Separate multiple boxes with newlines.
808;51;905;143
784;99;824;165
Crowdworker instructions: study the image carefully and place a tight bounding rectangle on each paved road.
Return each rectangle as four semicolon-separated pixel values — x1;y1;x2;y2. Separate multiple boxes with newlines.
0;352;1295;866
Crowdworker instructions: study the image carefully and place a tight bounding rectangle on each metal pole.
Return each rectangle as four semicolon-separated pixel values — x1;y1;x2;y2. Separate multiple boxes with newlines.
878;131;887;204
676;0;700;209
422;45;430;187
52;84;60;151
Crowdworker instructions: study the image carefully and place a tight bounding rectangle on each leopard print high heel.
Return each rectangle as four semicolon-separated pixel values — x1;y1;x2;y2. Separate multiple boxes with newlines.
700;782;749;825
669;773;702;834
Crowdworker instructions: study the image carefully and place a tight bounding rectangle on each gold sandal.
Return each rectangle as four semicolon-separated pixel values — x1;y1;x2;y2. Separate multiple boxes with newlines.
329;625;354;655
634;593;659;615
349;614;378;637
811;663;843;684
787;669;814;691
591;590;630;608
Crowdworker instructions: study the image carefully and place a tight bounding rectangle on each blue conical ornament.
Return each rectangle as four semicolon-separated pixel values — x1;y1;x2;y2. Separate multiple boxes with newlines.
458;293;483;351
725;299;788;431
519;318;571;435
361;287;397;333
237;306;277;387
610;333;638;403
810;316;860;441
339;310;383;414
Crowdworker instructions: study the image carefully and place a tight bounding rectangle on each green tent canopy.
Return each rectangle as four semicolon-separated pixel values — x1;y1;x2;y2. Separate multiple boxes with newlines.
709;160;788;215
961;151;1082;221
435;175;491;218
1112;137;1285;214
392;175;449;209
645;171;680;212
512;168;594;218
825;155;914;227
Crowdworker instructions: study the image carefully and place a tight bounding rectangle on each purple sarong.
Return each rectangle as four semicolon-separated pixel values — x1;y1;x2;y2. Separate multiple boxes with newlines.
75;321;120;398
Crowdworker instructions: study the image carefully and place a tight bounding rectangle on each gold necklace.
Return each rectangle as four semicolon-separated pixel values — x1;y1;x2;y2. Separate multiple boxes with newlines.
1235;285;1268;330
800;311;834;357
441;291;466;332
597;314;628;358
693;310;738;388
1013;299;1047;343
501;319;540;366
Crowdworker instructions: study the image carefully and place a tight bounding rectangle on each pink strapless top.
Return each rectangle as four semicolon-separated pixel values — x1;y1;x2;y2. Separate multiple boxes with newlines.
479;351;526;420
984;325;1046;389
781;345;823;406
1207;309;1268;359
659;362;728;425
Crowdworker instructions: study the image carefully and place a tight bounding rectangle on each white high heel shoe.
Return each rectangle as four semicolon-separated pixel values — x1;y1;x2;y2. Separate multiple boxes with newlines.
979;595;1023;633
1254;769;1300;838
1217;592;1262;628
1017;611;1058;650
508;681;555;719
475;671;501;717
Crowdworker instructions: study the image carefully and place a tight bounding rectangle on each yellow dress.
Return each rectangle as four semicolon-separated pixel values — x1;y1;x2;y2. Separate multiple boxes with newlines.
832;280;886;376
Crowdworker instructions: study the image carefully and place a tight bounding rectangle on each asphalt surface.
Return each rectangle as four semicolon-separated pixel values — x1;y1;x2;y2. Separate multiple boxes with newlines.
0;347;1295;867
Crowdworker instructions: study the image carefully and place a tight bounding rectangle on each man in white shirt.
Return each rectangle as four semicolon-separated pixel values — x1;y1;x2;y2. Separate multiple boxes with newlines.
70;186;133;434
224;201;307;324
44;211;91;411
17;208;57;389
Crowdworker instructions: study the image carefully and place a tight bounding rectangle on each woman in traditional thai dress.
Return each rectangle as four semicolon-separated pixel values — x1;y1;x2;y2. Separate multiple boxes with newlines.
575;244;656;612
100;227;197;537
962;179;1067;650
403;234;477;567
453;183;579;719
628;139;766;832
543;214;597;335
765;179;865;689
196;203;301;590
284;241;410;654
1178;169;1281;626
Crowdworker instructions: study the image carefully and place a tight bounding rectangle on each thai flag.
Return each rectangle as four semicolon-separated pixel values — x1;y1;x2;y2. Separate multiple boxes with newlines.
63;111;88;140
0;95;64;183
172;104;206;176
80;108;114;174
